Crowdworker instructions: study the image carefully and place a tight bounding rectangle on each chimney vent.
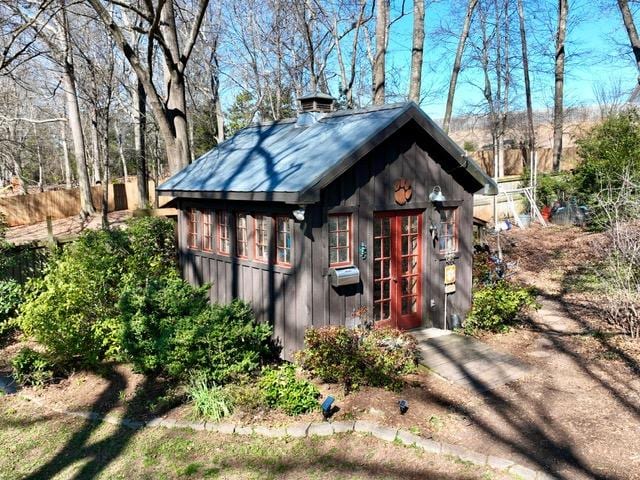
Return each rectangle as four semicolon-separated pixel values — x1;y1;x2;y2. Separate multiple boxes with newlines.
297;92;335;114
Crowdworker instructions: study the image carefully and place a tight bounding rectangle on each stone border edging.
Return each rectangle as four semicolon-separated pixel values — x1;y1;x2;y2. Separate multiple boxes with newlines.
16;393;553;480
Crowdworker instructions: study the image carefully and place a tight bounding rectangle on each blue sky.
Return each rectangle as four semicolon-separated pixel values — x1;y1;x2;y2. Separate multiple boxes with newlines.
383;0;638;119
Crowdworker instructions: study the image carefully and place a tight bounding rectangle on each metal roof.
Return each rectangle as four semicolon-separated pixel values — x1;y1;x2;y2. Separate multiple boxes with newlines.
157;102;497;203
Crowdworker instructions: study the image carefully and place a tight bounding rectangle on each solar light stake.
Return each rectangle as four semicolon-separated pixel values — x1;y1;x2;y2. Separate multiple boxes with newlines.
321;396;335;421
398;399;409;415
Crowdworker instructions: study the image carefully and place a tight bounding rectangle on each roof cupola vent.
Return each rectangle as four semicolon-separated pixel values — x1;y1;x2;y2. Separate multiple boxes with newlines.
297;92;335;114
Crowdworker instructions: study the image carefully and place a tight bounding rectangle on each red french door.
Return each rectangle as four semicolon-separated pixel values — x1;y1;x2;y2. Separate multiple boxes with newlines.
373;211;422;330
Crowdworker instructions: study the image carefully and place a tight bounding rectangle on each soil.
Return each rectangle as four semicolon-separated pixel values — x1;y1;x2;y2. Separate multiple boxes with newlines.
2;224;639;479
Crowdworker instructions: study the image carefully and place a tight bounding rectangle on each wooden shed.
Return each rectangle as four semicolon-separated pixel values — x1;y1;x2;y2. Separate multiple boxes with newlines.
158;97;497;359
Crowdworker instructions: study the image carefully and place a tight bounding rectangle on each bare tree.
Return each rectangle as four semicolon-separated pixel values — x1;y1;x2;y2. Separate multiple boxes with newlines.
617;0;640;85
373;0;389;105
88;0;210;174
409;0;425;103
443;0;478;133
0;1;54;74
58;1;94;216
517;0;536;202
552;0;568;172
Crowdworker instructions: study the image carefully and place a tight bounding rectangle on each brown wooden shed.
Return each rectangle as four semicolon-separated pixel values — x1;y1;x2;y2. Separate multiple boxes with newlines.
158;97;497;359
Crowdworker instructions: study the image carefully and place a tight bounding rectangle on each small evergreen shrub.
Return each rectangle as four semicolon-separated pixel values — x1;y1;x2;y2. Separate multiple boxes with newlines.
168;300;273;382
188;374;234;422
464;281;538;334
11;347;55;387
118;273;209;373
224;381;264;411
258;364;319;415
120;278;273;383
297;326;418;391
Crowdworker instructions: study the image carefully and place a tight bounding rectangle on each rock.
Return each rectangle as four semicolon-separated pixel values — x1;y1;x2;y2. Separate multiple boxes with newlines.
308;422;334;436
286;422;310;438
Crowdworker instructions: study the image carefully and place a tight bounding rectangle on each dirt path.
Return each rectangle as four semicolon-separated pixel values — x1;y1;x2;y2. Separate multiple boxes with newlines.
433;226;640;480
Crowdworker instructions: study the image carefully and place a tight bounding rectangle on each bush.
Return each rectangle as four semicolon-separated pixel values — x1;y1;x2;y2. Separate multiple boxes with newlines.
574;109;640;205
17;217;177;366
225;381;264;411
464;281;538;334
125;216;177;281
118;273;209;373
0;280;22;339
297;326;418;391
258;364;319;415
120;278;273;383
188;374;234;421
18;230;128;365
168;300;273;382
11;347;56;387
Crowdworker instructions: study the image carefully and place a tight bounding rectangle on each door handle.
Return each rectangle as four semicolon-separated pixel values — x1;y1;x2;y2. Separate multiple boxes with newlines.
392;277;398;283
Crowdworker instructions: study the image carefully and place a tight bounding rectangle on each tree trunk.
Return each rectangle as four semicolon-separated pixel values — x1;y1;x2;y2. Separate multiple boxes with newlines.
552;0;568;172
90;106;101;184
409;0;425;103
60;1;94;217
60;119;72;188
115;123;128;183
443;0;478;133
373;0;389;105
617;0;640;84
517;0;537;203
63;65;94;217
133;80;148;208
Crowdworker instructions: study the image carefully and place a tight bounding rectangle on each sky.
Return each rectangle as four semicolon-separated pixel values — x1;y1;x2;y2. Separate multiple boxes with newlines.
382;0;639;119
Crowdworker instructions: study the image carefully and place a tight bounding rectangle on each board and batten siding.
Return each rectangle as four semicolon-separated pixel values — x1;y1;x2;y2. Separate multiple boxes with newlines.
176;121;476;358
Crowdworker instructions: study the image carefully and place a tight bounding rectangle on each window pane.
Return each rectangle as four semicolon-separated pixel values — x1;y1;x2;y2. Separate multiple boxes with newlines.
330;249;338;265
338;231;348;247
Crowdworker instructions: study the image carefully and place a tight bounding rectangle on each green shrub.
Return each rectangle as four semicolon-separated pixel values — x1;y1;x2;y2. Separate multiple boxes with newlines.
18;230;128;365
258;364;319;415
535;173;574;208
118;273;209;373
464;281;538;334
225;381;264;411
120;278;273;383
168;300;273;382
125;216;176;281
574;109;640;201
297;326;418;391
0;280;22;339
17;217;177;367
188;374;234;421
11;347;55;387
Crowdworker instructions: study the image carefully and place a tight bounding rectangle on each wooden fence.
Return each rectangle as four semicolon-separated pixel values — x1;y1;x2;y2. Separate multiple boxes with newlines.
1;243;52;284
471;147;580;176
0;181;169;227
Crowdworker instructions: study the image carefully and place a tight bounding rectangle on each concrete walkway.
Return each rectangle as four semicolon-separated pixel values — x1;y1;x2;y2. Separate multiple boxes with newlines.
412;329;531;392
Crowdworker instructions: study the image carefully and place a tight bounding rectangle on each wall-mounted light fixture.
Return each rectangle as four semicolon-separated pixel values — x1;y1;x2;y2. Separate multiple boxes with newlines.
293;207;306;222
429;185;446;203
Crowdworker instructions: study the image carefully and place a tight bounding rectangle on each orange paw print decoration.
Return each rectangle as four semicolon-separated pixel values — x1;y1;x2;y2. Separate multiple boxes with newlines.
393;178;412;205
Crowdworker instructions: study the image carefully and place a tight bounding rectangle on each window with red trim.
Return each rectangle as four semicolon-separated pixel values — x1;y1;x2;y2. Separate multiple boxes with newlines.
217;211;231;254
438;208;458;253
202;210;214;251
255;215;269;262
328;214;351;266
275;216;292;265
187;208;199;249
236;213;248;258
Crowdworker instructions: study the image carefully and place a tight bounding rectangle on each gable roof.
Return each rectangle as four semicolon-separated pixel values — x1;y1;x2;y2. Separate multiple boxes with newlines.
157;102;497;204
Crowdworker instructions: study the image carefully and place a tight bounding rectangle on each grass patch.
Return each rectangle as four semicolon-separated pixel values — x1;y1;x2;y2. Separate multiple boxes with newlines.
0;396;502;479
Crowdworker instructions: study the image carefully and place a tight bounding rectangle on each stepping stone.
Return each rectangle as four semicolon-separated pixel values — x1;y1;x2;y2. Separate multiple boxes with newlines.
412;330;531;391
